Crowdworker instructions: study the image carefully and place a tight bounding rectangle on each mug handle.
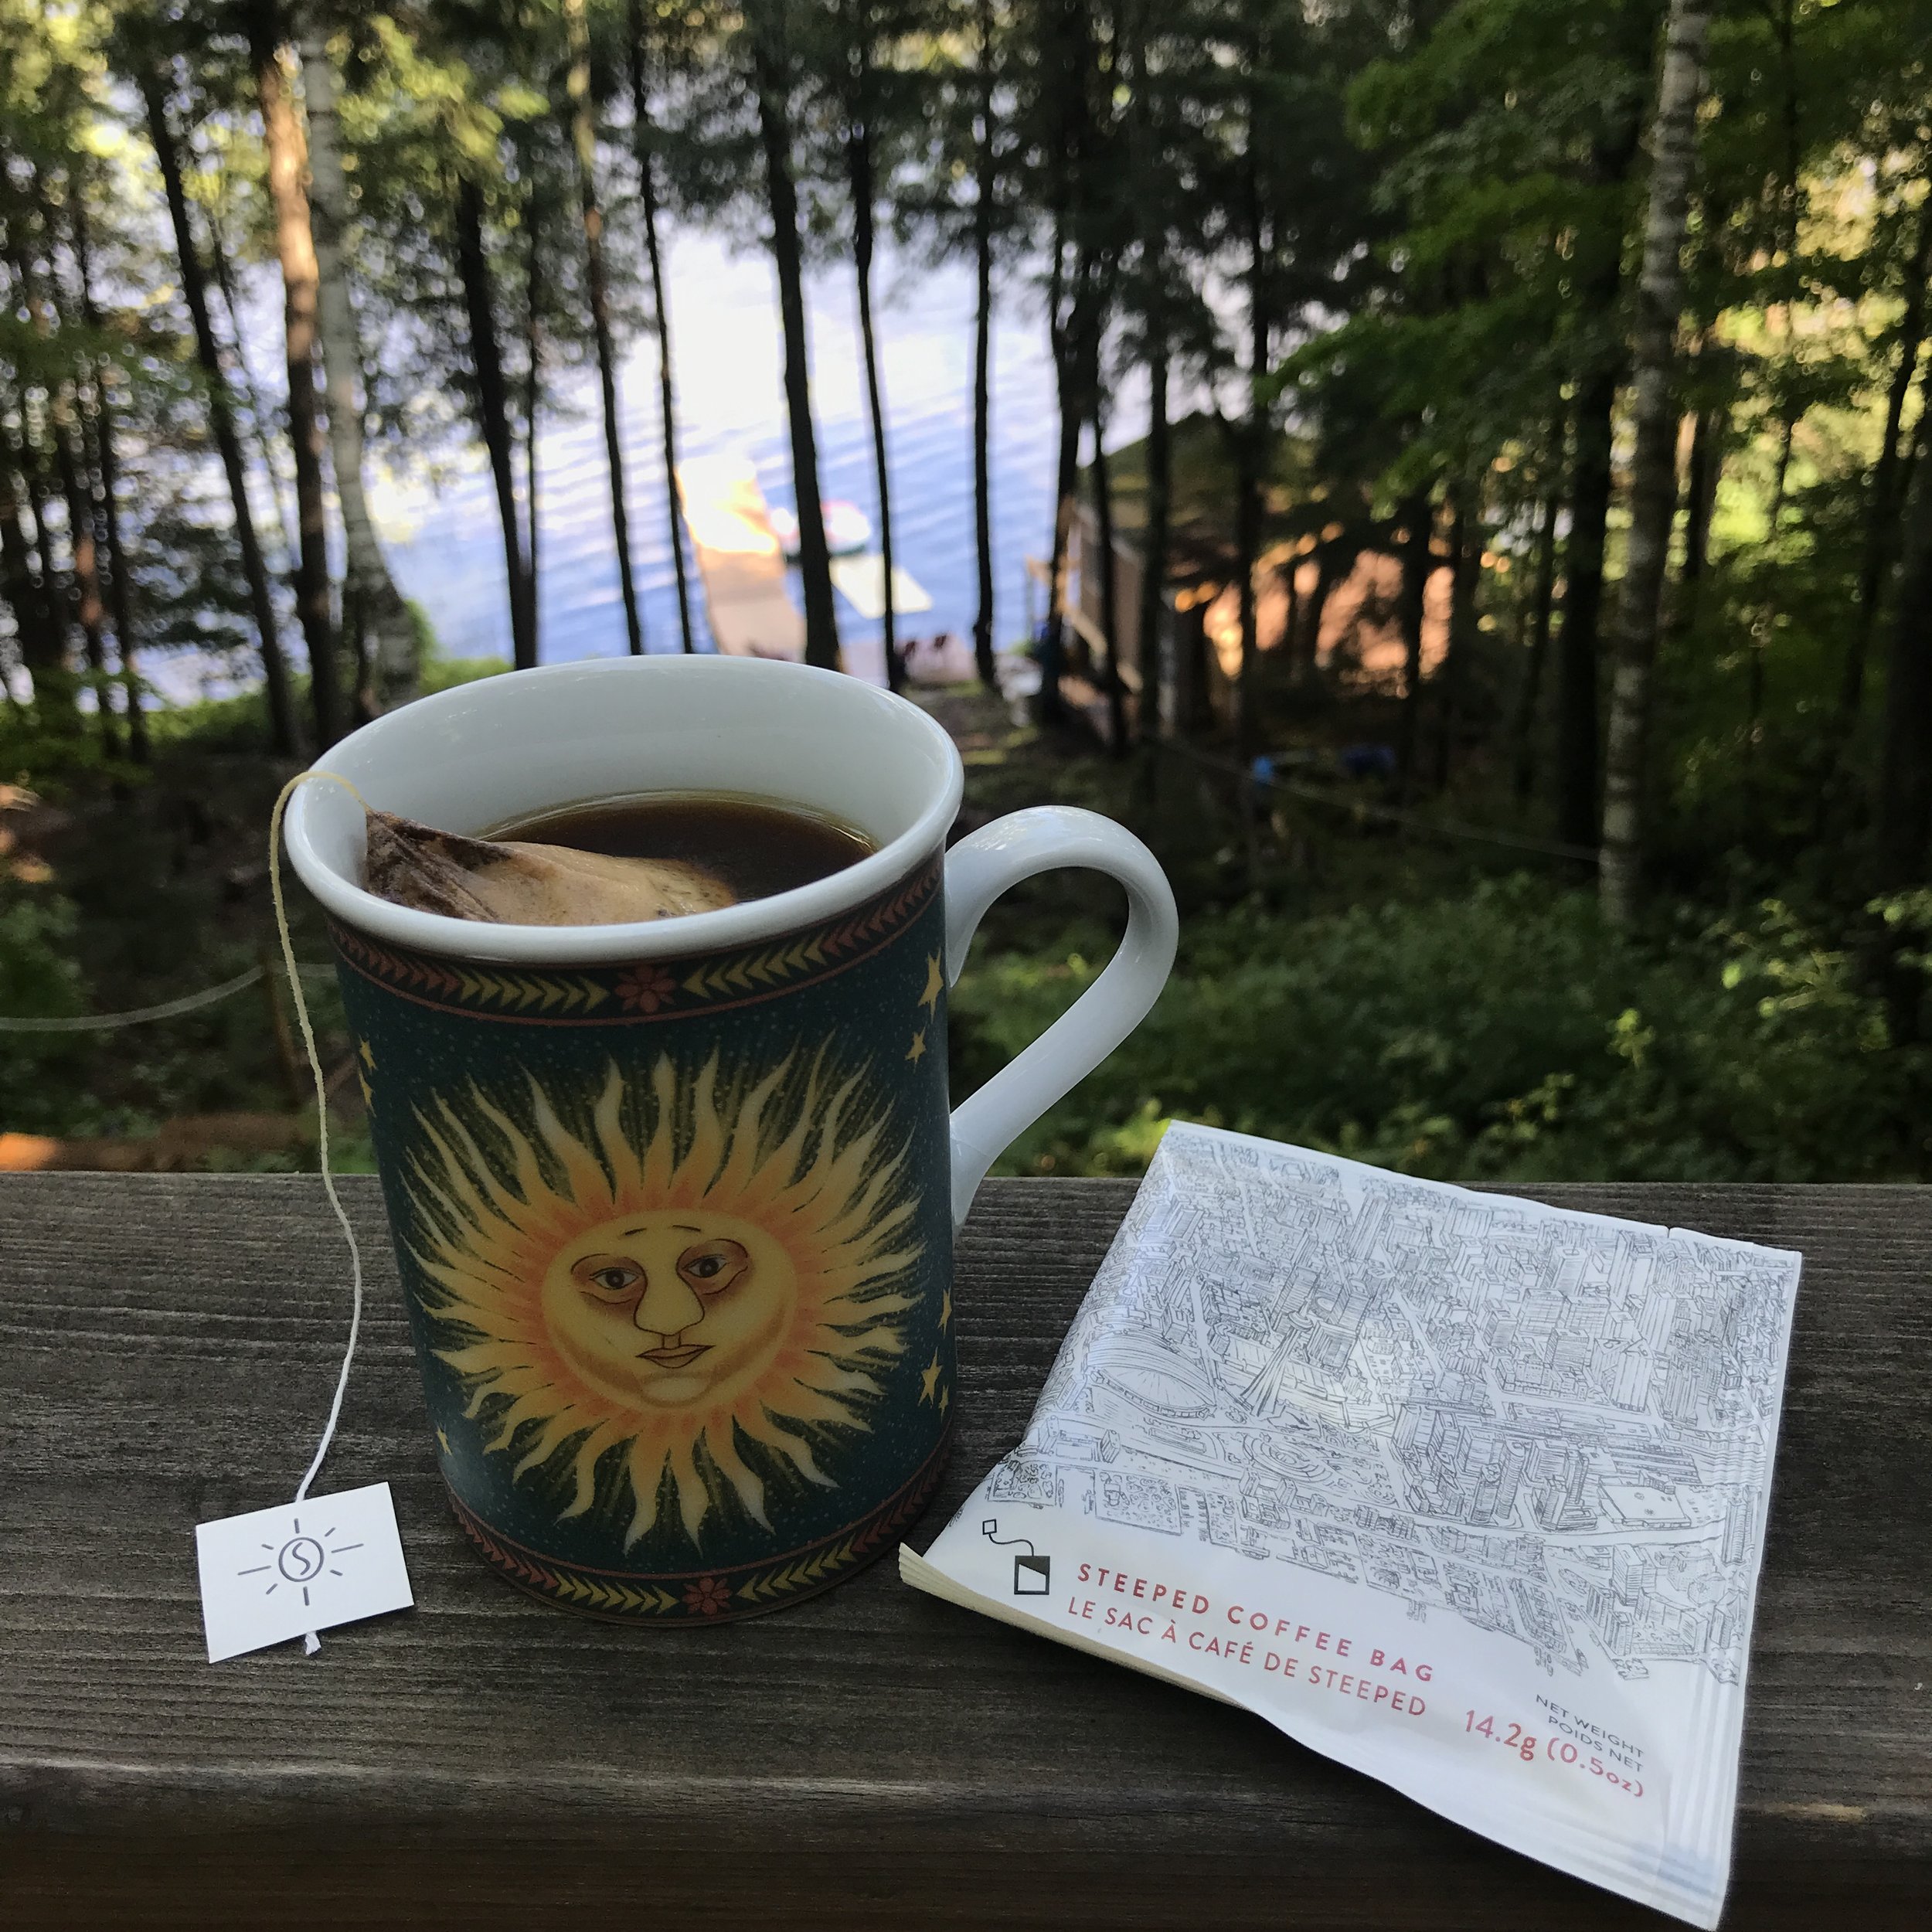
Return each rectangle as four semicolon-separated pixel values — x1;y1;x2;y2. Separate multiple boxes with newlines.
944;806;1179;1228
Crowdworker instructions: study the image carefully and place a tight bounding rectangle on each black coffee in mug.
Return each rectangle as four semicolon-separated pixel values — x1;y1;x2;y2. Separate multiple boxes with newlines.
492;792;877;905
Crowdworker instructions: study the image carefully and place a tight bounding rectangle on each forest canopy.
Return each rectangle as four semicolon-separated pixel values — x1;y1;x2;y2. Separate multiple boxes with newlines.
5;0;1932;1183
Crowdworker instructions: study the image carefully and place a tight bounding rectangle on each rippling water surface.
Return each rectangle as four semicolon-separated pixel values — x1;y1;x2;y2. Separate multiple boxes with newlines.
376;234;1095;668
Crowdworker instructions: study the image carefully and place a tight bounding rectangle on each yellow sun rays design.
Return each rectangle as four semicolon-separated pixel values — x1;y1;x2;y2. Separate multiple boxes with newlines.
400;1050;920;1549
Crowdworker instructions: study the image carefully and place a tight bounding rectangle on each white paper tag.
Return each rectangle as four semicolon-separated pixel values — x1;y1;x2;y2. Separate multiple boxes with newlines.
196;1481;413;1663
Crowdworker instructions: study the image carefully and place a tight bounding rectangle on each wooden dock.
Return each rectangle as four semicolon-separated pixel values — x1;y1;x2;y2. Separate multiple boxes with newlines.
675;454;805;660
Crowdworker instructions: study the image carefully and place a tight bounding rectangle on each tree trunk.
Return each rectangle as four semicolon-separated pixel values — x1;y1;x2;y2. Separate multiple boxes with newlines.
1553;70;1648;849
748;1;840;669
1139;321;1172;737
1672;397;1723;645
1556;371;1614;847
1300;543;1344;675
1844;194;1932;723
48;400;111;750
295;9;418;710
848;75;900;691
564;0;644;657
1038;236;1080;724
0;445;72;725
4;202;114;751
205;182;298;563
1233;97;1267;765
1434;478;1479;792
1876;436;1932;889
69;187;145;760
1600;0;1713;927
628;2;694;654
1395;491;1432;801
251;8;341;747
1090;402;1126;751
522;204;543;668
454;173;532;672
142;74;300;755
971;0;998;689
1512;488;1561;803
20;440;62;639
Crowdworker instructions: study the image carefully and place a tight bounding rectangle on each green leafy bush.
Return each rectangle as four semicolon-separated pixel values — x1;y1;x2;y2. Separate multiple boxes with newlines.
0;889;88;1124
951;879;1932;1185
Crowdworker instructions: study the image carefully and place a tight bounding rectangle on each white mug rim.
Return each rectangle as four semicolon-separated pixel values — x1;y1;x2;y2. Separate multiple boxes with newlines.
284;656;966;965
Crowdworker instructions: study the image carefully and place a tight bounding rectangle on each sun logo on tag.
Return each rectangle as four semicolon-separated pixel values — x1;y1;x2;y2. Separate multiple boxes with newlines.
235;1516;364;1611
400;1051;920;1550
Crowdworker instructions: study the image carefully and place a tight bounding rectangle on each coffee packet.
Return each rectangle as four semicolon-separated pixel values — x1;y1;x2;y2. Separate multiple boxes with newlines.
906;1122;1804;1928
362;810;734;927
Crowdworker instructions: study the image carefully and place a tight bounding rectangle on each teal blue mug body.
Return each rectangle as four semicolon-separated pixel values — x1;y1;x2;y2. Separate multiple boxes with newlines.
288;658;1176;1622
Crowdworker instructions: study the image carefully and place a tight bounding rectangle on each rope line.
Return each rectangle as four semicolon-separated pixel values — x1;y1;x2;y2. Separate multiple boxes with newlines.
0;961;335;1032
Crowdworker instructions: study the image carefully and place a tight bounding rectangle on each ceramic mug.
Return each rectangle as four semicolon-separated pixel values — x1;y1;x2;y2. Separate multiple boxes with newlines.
286;655;1178;1623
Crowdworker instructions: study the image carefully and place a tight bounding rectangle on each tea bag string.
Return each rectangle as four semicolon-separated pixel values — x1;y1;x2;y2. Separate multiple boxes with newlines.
268;770;372;1655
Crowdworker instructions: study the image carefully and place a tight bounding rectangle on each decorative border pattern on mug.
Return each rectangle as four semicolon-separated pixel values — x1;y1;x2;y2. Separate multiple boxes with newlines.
328;854;944;1025
444;1427;953;1623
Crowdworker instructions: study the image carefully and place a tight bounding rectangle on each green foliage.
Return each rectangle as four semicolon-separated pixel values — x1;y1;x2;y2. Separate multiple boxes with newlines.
0;886;87;1119
953;879;1932;1185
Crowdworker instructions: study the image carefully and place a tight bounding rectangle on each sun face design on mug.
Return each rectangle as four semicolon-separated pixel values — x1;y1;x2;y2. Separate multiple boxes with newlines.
401;1050;920;1549
543;1209;797;1413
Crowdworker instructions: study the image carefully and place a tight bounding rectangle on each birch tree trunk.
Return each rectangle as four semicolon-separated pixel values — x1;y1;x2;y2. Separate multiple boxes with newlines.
1600;0;1713;927
295;8;418;710
251;7;341;747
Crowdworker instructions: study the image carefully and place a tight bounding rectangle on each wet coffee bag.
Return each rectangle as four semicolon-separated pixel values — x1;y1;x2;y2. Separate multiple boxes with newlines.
362;810;734;927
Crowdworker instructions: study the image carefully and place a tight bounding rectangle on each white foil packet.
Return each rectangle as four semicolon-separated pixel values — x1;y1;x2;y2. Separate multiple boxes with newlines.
905;1124;1801;1926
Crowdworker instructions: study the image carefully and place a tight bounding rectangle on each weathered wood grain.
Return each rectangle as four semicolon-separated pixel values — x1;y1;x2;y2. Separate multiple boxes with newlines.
0;1175;1927;1928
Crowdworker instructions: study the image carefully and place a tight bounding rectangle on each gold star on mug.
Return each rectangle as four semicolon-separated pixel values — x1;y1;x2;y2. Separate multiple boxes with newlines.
358;1037;376;1071
920;1352;943;1403
919;951;944;1012
906;1029;927;1065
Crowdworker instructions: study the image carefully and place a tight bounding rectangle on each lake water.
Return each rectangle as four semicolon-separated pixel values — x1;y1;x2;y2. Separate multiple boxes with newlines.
375;233;1122;668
